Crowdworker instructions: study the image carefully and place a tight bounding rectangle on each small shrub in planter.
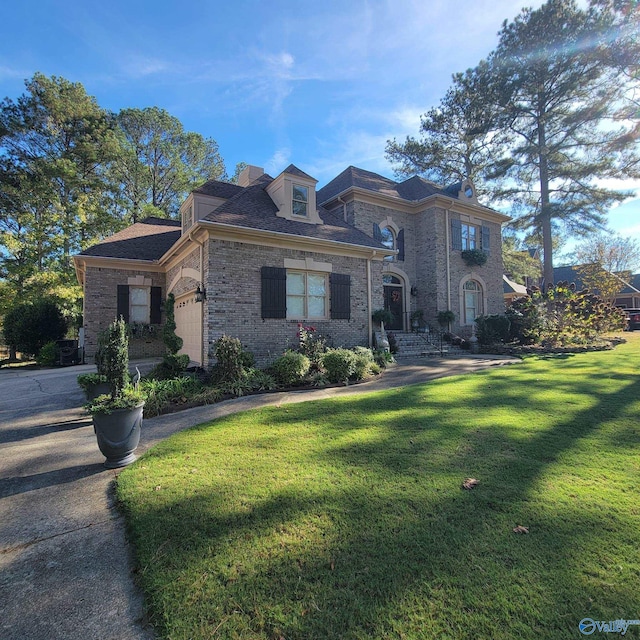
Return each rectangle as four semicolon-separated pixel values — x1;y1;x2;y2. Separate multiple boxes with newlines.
461;248;488;267
321;348;356;383
372;308;394;327
85;318;145;468
437;310;455;330
270;351;311;386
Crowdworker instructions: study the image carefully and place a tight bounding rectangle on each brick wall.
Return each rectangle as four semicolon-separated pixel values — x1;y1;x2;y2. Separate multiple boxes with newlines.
202;239;378;367
348;201;505;334
83;266;166;362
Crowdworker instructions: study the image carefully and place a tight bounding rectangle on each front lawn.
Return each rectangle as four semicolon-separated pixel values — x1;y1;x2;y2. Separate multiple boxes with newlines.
116;334;640;639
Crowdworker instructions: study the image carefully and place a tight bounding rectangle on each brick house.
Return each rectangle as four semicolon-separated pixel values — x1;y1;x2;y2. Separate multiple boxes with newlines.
73;164;509;366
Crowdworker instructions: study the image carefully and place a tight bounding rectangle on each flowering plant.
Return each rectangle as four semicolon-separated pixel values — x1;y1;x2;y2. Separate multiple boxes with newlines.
296;323;327;363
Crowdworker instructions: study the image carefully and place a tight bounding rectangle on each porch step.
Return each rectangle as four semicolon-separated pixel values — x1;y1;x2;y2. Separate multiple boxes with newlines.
389;332;462;357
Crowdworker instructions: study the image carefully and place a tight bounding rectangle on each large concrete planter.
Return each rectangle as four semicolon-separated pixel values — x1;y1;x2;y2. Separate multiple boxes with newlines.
92;403;144;468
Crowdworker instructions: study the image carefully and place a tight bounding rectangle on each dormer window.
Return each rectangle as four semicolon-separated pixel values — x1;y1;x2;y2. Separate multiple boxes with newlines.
292;185;309;217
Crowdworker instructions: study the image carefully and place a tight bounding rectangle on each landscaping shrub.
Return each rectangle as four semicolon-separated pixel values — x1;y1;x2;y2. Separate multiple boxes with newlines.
3;298;67;358
352;346;375;380
475;314;511;345
140;376;203;417
36;341;59;366
373;349;394;368
162;294;183;355
506;283;626;346
296;324;326;363
270;350;311;386
321;348;357;383
211;335;254;383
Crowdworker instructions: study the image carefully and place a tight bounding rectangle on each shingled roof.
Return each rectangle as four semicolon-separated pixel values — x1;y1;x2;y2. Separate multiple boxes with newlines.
317;166;457;205
201;174;385;249
79;217;181;261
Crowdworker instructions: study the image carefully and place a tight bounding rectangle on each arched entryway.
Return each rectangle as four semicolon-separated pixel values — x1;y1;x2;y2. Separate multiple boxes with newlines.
383;274;405;330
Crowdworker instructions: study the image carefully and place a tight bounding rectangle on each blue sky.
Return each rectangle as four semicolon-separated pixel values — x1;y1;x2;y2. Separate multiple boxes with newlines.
1;0;638;264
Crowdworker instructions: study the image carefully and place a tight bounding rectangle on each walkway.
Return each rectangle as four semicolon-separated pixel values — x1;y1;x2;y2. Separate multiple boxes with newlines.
0;354;518;640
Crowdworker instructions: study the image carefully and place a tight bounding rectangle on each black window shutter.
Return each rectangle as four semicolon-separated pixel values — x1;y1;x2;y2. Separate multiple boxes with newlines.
451;219;462;251
261;266;287;318
330;273;351;320
150;286;162;324
481;225;490;255
373;222;383;242
397;229;405;261
117;285;130;322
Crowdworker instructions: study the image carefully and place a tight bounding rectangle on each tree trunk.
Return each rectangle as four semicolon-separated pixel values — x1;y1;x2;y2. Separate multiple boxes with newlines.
537;109;554;288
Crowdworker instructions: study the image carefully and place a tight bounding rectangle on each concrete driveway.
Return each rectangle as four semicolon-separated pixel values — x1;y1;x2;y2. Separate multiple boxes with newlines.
0;354;518;640
0;362;159;640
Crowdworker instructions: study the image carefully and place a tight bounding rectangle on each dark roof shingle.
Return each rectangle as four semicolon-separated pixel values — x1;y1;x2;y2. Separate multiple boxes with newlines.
201;178;385;249
79;217;181;261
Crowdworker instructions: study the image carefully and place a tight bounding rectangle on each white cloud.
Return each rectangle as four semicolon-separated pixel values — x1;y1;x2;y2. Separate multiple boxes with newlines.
265;147;292;175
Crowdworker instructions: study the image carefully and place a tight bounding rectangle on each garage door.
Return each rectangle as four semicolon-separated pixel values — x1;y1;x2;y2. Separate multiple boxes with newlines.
174;293;202;365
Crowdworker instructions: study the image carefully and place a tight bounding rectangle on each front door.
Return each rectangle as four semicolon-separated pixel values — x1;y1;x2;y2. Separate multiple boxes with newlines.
384;285;404;330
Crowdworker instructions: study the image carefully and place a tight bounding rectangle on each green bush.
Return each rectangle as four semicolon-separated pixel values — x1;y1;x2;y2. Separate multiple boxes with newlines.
475;314;511;345
99;318;130;398
506;283;626;346
140;376;203;417
270;350;311;386
352;346;375;380
162;294;183;355
373;349;394;368
3;298;67;357
37;341;59;366
321;348;357;383
211;335;254;383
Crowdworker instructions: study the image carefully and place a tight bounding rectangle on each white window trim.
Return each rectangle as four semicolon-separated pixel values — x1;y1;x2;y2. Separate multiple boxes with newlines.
458;275;488;326
286;270;328;320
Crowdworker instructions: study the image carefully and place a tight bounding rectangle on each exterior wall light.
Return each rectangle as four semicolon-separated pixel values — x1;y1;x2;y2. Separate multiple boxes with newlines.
195;284;206;303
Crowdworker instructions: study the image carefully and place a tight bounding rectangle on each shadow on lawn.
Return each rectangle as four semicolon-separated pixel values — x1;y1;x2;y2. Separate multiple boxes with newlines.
123;351;640;640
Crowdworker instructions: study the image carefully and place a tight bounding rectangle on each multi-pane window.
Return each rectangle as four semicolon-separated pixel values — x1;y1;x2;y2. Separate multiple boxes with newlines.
463;280;482;324
380;227;395;261
461;223;478;250
130;287;150;323
286;272;326;318
292;184;309;217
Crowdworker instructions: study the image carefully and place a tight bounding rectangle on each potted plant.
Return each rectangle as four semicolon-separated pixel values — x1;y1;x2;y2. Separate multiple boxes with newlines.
372;308;394;328
437;310;455;332
85;318;145;468
410;309;424;331
77;334;110;399
77;372;109;400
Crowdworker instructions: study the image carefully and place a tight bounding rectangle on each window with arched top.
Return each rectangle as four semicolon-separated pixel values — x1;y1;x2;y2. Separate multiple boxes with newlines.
463;280;483;324
380;227;395;261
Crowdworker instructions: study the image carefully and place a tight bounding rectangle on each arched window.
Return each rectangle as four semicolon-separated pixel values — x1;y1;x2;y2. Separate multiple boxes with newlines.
380;227;395;261
463;280;483;324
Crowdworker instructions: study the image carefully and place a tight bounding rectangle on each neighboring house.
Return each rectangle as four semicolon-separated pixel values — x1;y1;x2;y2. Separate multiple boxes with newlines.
552;265;640;308
74;164;510;366
503;275;528;305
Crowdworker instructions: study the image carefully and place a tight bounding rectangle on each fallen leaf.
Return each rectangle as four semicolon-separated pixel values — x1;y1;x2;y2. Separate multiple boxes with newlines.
330;559;335;571
462;478;479;490
513;525;529;534
154;485;162;491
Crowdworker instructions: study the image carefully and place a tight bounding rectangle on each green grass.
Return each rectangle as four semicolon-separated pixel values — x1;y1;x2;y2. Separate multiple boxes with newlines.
117;334;640;639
